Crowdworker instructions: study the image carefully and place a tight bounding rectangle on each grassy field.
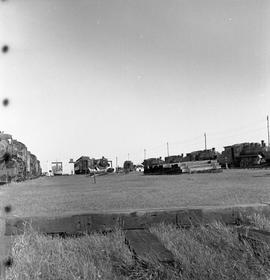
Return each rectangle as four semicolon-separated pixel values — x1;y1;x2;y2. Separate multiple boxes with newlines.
3;169;270;280
1;169;270;218
5;214;270;280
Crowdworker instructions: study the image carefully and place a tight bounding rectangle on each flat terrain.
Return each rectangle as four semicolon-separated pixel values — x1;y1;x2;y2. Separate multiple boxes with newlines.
1;169;270;217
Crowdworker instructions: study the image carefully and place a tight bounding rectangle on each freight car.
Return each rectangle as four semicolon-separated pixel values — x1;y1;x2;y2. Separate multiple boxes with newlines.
165;155;184;163
143;157;182;175
0;132;41;183
218;141;270;168
183;148;218;162
143;150;220;175
74;156;92;174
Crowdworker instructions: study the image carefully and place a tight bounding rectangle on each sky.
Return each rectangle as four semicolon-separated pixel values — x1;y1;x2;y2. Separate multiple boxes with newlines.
0;0;270;170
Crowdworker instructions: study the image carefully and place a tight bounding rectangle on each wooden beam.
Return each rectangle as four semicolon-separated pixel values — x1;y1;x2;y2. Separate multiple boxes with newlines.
5;204;270;236
125;229;174;264
122;211;177;230
5;213;122;236
237;227;270;244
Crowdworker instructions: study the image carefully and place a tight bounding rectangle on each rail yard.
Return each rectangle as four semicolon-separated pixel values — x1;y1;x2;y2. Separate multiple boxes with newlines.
2;130;270;186
2;133;270;280
2;132;270;280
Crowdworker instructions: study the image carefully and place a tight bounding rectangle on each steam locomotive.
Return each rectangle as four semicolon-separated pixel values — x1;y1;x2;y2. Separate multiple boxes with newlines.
0;132;41;184
218;141;270;168
143;141;270;174
74;156;113;175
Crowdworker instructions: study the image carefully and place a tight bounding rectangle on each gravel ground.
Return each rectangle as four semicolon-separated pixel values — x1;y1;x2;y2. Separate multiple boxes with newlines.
1;169;270;217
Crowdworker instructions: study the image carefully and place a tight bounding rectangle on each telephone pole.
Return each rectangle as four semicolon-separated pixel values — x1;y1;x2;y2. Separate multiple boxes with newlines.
166;142;169;157
267;115;270;148
144;149;146;160
204;133;207;150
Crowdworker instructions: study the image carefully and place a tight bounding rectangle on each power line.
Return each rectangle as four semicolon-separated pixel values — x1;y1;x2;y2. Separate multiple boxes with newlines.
139;117;269;159
207;117;266;137
209;126;266;142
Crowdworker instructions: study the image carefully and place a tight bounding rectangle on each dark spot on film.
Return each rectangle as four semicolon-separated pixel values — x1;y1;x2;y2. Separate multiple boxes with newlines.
2;98;9;107
4;205;12;213
2;45;9;53
3;257;13;268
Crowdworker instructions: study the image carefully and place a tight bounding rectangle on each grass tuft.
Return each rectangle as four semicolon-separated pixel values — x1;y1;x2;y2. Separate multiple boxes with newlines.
248;213;270;231
6;216;270;280
150;222;270;280
6;224;133;280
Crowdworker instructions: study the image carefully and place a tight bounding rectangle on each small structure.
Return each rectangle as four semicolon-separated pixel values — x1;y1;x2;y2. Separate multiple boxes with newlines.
51;162;63;176
68;159;74;175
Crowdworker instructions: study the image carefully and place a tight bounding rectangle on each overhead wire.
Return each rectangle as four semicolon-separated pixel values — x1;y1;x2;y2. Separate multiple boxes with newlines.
142;116;269;158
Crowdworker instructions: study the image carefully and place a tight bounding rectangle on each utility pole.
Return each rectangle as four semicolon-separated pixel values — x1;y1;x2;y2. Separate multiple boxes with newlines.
128;153;130;161
267;115;270;148
166;142;169;157
204;133;207;150
144;149;146;160
116;156;118;172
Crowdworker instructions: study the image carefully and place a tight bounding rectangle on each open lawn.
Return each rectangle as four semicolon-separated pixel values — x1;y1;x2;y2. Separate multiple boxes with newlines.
1;169;270;218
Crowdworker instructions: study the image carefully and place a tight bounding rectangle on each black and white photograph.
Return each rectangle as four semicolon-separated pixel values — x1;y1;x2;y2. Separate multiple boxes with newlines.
0;0;270;279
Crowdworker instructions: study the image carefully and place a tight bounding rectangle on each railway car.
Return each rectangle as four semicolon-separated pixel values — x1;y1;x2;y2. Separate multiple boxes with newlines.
143;158;165;174
0;132;41;183
218;141;270;168
74;156;92;174
143;157;182;175
165;155;184;163
183;148;218;162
